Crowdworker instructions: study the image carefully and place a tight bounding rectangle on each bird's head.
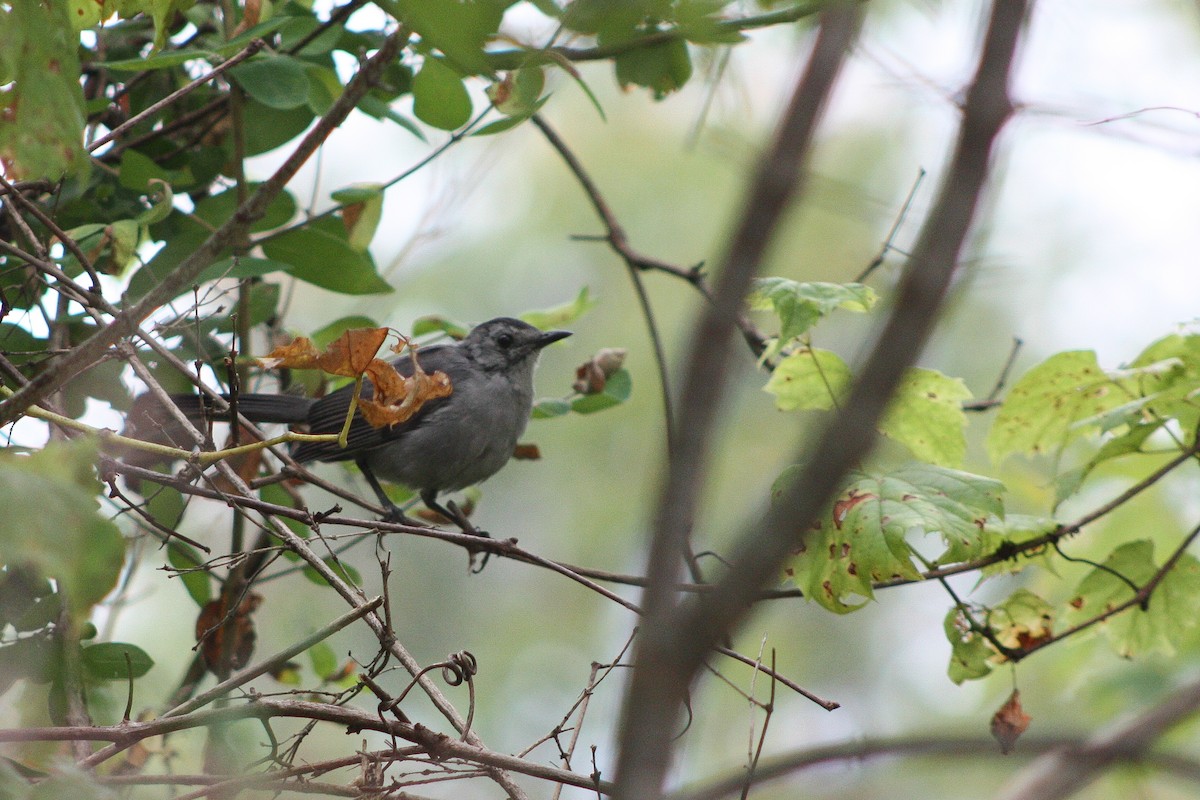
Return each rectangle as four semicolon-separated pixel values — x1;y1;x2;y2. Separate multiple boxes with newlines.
460;317;572;372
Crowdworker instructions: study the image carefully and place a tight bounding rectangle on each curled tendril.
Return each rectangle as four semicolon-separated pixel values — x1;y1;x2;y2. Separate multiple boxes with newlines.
382;650;481;722
441;651;477;686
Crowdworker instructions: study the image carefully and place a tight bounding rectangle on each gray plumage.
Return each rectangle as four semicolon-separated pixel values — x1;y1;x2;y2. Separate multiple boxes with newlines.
173;317;570;522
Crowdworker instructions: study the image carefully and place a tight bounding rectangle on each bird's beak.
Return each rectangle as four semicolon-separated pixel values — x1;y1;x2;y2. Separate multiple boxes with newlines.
536;330;572;349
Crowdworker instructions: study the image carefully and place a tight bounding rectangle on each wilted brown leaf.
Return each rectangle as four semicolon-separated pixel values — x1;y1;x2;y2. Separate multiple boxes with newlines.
318;328;390;376
258;328;390;376
991;689;1031;754
258;336;322;371
359;349;453;428
513;443;541;460
196;593;263;673
573;347;627;394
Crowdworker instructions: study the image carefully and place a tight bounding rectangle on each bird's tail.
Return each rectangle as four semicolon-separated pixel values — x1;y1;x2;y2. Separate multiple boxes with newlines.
169;392;314;424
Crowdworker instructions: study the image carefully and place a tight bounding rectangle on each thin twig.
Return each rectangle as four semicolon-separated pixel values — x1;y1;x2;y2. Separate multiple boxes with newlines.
854;167;926;283
963;335;1023;411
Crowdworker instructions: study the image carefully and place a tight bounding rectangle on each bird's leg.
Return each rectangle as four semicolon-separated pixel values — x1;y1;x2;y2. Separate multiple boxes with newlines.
420;490;491;572
357;460;416;524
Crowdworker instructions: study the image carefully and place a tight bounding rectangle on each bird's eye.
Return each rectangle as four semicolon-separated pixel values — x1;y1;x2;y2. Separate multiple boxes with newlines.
496;332;514;348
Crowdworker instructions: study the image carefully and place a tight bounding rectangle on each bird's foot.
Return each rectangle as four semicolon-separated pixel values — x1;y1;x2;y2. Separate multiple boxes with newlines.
444;500;493;573
379;502;420;526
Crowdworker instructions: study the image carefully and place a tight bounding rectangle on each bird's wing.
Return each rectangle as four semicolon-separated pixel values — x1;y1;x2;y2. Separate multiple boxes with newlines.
292;343;465;464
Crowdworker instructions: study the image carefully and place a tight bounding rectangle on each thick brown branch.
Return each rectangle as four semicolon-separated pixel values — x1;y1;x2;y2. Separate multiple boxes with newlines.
615;6;865;798
614;2;1027;797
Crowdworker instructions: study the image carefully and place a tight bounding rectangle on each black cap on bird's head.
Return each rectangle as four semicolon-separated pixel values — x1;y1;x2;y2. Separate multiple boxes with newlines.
461;317;572;371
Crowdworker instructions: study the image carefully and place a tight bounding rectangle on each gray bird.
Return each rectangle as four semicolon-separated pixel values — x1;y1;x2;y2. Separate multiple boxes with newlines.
171;317;570;527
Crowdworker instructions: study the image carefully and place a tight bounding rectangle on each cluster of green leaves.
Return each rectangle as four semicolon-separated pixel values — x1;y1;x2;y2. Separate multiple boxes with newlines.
0;440;153;714
753;278;1200;681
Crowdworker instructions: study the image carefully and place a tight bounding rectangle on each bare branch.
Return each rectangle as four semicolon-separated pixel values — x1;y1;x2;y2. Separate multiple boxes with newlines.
615;6;865;796
614;2;1027;796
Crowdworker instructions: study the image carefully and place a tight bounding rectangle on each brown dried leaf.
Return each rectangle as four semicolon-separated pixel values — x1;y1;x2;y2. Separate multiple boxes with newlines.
991;689;1031;754
513;442;541;460
317;327;390;377
359;351;453;428
196;593;263;673
573;347;627;394
258;336;322;370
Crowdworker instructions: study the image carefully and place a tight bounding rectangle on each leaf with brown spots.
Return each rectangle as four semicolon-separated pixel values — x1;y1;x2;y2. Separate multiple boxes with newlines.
1064;540;1200;658
779;464;1006;614
986;350;1181;464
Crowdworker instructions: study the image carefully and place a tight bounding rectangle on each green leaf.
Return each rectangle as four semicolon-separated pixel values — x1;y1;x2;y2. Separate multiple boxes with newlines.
194;256;294;284
242;99;315;156
136;179;176;226
1129;333;1200;433
332;183;385;252
145;0;197;49
69;0;116;30
0;322;45;367
390;0;506;75
0;440;124;617
488;66;545;116
878;368;972;467
412;315;469;339
307;640;338;680
166;540;211;607
118;149;171;191
979;514;1059;580
0;0;89;179
677;2;746;44
782;464;1005;613
232;54;312;110
571;368;632;414
533;398;572;419
101;49;220;72
1065;540;1200;658
312;316;382;349
471;94;550;136
520;287;595;329
749;279;878;359
412;56;473;131
261;227;393;295
80;642;155;680
214;282;281;333
1053;420;1166;506
945;606;995;684
987;350;1138;463
615;36;693;99
763;348;850;411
